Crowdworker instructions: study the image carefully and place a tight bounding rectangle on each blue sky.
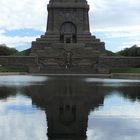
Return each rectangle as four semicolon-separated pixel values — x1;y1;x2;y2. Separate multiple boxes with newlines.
0;0;140;52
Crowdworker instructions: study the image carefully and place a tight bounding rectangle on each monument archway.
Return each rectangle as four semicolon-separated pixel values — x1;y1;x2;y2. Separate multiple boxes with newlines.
60;22;77;43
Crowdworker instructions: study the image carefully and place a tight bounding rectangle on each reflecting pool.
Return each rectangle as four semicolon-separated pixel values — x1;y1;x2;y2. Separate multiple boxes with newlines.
0;75;140;140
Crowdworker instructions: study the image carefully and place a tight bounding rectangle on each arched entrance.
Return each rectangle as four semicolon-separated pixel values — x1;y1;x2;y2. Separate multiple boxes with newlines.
60;22;77;43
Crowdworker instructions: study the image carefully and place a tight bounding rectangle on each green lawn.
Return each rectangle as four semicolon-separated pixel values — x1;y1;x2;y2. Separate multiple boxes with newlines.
111;68;140;73
0;66;140;73
0;66;29;72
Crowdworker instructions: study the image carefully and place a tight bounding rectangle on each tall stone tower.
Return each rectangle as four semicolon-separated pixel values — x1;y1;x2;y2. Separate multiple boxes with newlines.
30;0;106;73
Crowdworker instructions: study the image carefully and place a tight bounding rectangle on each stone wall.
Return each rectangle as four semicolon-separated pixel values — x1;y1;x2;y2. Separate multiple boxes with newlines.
0;56;37;66
0;56;139;73
99;56;140;68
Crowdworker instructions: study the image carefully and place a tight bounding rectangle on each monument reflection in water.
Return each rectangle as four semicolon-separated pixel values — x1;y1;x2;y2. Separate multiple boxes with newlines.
27;77;106;140
0;76;140;140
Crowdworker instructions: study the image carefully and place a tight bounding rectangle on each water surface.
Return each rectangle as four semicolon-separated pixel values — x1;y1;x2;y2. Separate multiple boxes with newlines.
0;75;140;140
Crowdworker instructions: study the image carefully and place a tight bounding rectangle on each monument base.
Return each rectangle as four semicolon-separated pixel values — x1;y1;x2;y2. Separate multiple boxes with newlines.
30;33;107;74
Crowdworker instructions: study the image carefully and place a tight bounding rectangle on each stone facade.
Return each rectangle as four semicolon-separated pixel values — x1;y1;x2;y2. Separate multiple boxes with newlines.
0;56;140;73
30;0;106;73
98;56;140;73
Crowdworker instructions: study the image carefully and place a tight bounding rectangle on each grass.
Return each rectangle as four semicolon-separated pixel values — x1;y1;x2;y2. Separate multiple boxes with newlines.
0;66;29;72
111;68;140;73
0;66;140;74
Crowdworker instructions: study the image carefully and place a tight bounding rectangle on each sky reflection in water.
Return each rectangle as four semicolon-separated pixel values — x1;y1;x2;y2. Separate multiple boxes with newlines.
0;76;140;140
88;93;140;140
0;94;47;140
0;75;47;87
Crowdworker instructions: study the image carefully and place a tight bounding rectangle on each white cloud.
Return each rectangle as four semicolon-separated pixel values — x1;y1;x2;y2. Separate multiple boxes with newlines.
89;0;140;28
0;33;39;48
94;25;140;38
0;0;47;31
1;0;140;33
118;41;140;50
88;0;140;51
0;0;47;50
93;25;140;51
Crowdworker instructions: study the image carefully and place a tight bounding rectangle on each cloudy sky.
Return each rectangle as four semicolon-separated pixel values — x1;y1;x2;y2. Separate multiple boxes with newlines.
0;0;140;52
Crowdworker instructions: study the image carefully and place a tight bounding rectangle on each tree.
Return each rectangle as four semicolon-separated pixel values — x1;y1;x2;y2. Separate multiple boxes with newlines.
16;48;31;56
106;50;118;56
118;45;140;56
0;44;18;55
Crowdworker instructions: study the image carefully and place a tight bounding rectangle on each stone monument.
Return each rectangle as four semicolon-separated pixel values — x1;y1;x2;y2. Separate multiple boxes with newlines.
30;0;106;73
